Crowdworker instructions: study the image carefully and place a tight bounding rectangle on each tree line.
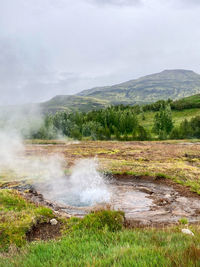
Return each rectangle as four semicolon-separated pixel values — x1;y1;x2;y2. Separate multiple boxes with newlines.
28;103;200;140
31;106;150;141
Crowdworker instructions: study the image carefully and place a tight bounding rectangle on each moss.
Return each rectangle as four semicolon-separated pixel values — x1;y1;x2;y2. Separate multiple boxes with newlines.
71;210;125;233
0;190;54;252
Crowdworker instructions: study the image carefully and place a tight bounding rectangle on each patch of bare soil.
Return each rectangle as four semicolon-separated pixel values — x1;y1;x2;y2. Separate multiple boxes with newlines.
113;174;200;199
26;222;61;242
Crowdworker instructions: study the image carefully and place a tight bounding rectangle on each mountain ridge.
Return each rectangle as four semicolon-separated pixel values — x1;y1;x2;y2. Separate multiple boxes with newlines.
1;69;200;114
77;69;200;105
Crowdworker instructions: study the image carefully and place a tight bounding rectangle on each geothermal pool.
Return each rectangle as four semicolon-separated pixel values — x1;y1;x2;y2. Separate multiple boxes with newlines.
55;180;153;216
2;175;200;226
31;176;200;226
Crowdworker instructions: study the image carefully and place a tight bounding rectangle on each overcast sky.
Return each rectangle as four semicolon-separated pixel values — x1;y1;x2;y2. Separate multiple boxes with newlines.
1;0;200;105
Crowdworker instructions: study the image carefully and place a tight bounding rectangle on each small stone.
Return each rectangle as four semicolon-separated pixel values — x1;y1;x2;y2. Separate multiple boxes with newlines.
138;187;153;194
50;218;58;225
181;229;194;236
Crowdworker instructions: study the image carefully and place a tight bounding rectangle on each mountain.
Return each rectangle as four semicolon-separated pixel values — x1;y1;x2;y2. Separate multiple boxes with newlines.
2;69;199;115
77;69;200;105
40;95;110;113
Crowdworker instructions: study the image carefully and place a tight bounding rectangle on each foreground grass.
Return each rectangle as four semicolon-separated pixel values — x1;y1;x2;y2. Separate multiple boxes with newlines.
1;223;200;266
0;190;54;251
1;190;200;266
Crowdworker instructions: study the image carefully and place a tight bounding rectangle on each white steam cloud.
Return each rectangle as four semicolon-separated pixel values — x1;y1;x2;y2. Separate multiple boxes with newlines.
0;122;110;206
66;159;110;205
0;131;24;169
34;158;110;207
0;127;65;182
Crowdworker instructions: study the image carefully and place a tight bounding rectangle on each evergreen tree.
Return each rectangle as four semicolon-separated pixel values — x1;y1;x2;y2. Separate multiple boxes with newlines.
137;126;150;141
153;105;173;139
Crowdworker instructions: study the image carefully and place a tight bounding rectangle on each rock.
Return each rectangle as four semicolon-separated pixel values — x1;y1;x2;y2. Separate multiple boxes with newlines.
181;229;194;236
50;218;58;225
54;210;72;218
138;187;153;195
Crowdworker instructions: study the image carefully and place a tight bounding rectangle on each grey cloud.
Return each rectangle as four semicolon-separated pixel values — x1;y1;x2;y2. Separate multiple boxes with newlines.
0;0;200;105
181;0;200;5
86;0;141;6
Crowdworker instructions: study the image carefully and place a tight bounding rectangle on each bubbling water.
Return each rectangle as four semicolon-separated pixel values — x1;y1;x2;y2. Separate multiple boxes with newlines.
39;158;111;207
67;159;110;206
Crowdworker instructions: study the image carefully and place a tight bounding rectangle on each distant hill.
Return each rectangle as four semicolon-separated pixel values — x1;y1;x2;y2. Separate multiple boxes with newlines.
77;69;200;105
40;95;110;113
2;69;200;115
39;69;200;113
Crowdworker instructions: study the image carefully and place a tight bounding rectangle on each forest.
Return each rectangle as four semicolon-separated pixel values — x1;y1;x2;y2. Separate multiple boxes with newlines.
29;99;200;141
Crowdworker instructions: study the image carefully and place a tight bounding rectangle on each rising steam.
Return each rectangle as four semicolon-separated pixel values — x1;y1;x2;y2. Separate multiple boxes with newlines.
0;121;110;207
33;158;110;207
69;159;110;205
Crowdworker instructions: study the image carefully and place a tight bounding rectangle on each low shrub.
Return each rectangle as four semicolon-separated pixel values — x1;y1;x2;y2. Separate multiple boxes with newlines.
72;210;125;232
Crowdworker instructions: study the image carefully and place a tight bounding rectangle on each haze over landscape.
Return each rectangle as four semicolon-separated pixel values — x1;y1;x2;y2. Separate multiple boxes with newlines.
1;0;200;105
1;1;200;266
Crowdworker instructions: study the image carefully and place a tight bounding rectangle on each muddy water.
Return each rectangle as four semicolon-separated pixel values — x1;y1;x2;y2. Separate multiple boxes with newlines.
52;178;200;226
110;186;152;215
3;177;200;226
56;180;153;217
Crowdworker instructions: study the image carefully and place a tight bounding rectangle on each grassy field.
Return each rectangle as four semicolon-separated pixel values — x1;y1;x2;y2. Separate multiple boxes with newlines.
1;140;200;266
3;140;200;193
140;108;200;132
1;189;200;267
22;140;200;194
2;225;200;266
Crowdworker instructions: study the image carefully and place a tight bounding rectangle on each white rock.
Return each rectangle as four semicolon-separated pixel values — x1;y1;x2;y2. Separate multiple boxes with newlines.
181;229;194;236
50;218;58;225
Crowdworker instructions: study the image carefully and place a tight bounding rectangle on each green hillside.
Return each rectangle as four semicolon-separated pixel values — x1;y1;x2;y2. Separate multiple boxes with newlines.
78;69;200;104
40;95;110;113
140;108;200;132
171;93;200;110
140;94;200;130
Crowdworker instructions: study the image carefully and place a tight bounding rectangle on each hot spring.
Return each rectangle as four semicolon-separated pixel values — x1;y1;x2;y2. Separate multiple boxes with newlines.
34;159;153;214
32;158;200;225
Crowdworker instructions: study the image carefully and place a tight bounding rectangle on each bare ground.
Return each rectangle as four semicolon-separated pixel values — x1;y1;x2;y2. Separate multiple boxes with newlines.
25;141;200;189
1;140;200;227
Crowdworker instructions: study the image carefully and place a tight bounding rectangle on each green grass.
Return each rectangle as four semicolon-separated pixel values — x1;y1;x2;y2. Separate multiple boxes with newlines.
140;108;200;132
1;223;200;266
1;191;200;266
0;190;54;251
172;93;200;108
179;218;189;225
